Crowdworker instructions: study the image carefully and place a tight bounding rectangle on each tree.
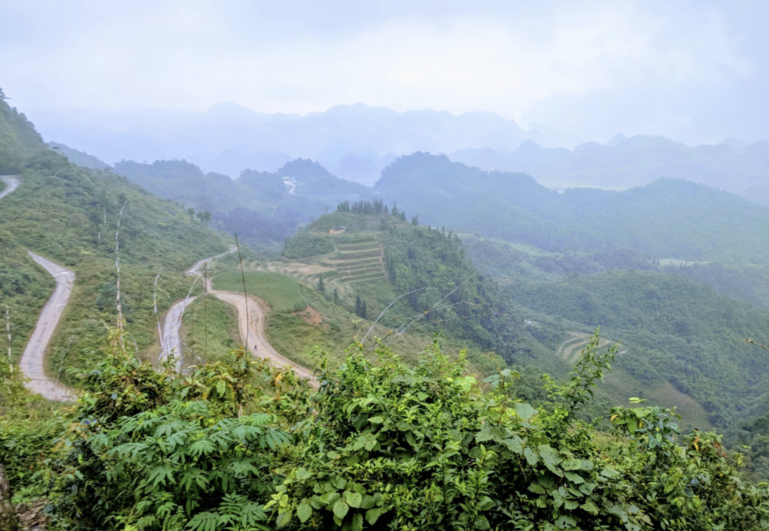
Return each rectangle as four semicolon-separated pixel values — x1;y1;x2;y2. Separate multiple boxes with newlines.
333;288;339;304
412;215;419;226
354;294;367;318
318;274;325;293
196;210;212;225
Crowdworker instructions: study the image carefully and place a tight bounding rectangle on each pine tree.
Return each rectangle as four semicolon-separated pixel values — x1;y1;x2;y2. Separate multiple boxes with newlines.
361;300;368;320
333;288;339;304
411;215;419;226
318;275;325;293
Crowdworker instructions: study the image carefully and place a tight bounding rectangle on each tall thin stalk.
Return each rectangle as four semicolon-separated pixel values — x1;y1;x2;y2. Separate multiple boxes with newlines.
115;200;128;353
204;263;208;359
154;269;164;358
6;306;11;377
235;234;250;351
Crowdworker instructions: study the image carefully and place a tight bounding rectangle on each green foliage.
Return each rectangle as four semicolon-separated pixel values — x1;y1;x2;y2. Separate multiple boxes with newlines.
4;330;769;530
112;159;371;252
214;272;307;312
283;233;335;259
267;335;769;530
32;331;314;530
0;92;44;173
0;96;232;382
509;270;769;428
180;294;241;365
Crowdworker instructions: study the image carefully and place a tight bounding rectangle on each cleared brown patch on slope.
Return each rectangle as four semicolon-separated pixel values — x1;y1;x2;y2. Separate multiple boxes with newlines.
292;305;323;327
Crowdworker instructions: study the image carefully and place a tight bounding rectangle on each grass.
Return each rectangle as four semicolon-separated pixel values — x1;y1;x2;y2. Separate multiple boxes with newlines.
180;294;241;366
263;284;502;377
213;271;307;312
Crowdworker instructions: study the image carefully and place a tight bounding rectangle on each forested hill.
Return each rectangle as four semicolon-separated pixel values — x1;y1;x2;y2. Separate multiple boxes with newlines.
0;90;231;383
0;88;46;173
376;152;769;263
112;158;371;251
280;202;563;375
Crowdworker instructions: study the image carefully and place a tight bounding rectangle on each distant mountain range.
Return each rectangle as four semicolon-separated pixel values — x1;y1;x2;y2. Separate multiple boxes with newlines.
374;152;769;263
33;102;768;192
32;102;537;185
450;134;769;194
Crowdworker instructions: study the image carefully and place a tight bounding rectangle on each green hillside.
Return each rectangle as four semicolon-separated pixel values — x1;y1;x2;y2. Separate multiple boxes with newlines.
0;89;43;173
49;142;110;171
508;270;769;428
246;202;568;377
376;152;769;263
0;93;231;384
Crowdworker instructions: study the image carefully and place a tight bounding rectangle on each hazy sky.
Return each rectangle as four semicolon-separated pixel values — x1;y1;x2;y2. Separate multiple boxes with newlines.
1;0;768;144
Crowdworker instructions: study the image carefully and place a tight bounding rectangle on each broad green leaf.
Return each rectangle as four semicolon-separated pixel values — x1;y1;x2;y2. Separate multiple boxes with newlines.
360;495;377;509
334;500;349;520
475;430;494;443
503;436;524;454
276;508;293;528
352;512;364;531
365;508;382;525
562;458;582;470
581;500;599;515
514;403;537;422
524;447;539;466
297;501;312;523
369;416;384;424
345;491;362;508
565;472;584;484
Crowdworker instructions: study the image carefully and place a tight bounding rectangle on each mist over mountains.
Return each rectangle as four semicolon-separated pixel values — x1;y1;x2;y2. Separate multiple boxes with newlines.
32;102;538;185
32;101;768;194
451;135;769;193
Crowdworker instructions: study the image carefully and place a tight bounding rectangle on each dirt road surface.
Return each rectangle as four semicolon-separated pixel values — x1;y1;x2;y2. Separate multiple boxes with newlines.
161;246;315;382
0;176;20;201
158;247;236;367
19;252;76;401
187;246;237;275
159;296;196;369
207;281;316;381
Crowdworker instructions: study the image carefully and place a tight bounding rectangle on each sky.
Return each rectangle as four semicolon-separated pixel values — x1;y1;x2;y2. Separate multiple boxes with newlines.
1;0;768;145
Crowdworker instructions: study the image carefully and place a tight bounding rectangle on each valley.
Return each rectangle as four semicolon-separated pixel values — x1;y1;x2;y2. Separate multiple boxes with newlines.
4;85;769;528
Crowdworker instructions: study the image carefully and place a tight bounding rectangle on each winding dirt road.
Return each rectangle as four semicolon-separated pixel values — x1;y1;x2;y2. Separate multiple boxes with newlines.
208;280;315;381
161;246;315;382
1;176;75;400
0;175;20;201
158;247;237;368
19;253;76;401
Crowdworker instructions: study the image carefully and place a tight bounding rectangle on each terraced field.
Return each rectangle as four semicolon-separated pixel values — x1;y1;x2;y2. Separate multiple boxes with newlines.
323;238;386;284
258;232;388;298
556;332;615;365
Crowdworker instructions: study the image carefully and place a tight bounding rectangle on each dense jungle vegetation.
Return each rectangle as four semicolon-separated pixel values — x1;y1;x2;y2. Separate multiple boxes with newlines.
4;331;769;530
